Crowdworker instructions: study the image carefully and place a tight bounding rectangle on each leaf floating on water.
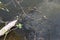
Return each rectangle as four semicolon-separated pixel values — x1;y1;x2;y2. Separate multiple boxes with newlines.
16;23;23;29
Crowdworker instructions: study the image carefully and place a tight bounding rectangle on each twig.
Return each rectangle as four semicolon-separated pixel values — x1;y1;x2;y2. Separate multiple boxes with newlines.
3;31;9;40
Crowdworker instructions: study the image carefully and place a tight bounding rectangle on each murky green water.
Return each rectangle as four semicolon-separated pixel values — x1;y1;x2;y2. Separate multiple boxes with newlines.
0;1;42;40
0;0;60;40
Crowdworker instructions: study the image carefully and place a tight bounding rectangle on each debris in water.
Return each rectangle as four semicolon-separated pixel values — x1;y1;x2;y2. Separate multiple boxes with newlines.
0;1;2;4
0;20;18;36
43;15;48;19
6;8;9;12
16;23;23;29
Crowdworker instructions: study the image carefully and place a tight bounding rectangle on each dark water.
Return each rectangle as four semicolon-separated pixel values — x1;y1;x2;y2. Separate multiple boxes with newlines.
0;0;60;40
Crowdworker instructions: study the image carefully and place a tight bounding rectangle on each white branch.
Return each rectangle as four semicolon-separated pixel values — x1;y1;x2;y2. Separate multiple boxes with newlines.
0;20;18;36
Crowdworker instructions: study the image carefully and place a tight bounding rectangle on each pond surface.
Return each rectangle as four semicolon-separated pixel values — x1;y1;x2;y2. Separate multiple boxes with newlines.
0;0;60;40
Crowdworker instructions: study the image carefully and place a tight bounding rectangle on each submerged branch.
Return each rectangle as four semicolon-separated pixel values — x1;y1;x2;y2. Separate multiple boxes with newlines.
0;20;18;36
